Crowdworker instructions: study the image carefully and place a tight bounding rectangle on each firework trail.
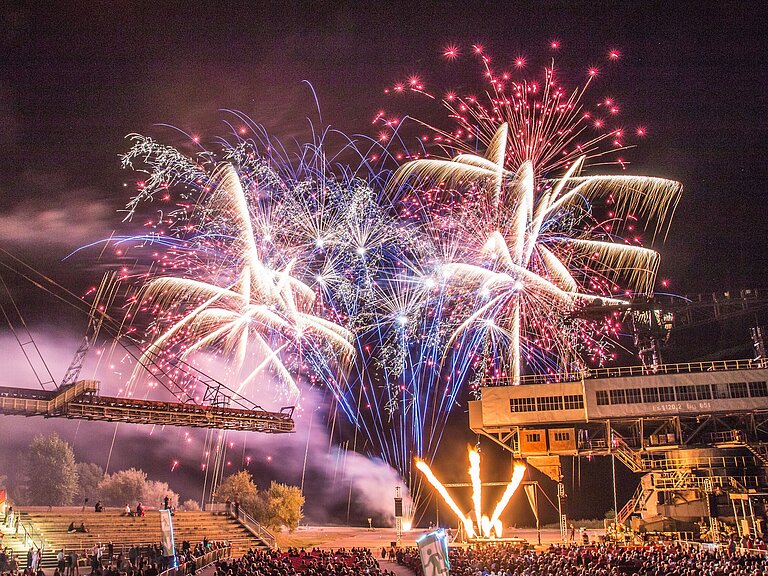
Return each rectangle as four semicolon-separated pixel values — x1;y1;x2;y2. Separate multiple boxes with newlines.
135;163;355;401
119;120;415;406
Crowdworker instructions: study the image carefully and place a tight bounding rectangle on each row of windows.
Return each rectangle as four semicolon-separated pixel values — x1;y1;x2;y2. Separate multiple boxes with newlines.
522;431;572;443
510;394;585;413
595;381;768;406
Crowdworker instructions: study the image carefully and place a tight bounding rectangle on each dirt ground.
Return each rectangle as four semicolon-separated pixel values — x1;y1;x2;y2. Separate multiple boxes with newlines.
273;526;602;549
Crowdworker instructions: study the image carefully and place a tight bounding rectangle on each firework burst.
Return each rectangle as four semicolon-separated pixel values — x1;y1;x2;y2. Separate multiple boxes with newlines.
120;124;410;405
378;43;682;387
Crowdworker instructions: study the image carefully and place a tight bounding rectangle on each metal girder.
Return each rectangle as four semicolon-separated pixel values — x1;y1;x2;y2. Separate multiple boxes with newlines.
0;382;295;433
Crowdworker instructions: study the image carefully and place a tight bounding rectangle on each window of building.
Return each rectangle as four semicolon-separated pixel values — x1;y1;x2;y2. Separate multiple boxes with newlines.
642;387;659;403
676;385;696;401
728;382;749;398
554;431;571;442
525;433;541;443
563;395;584;410
510;397;537;412
609;389;626;404
712;383;730;399
658;387;675;402
596;390;609;406
749;381;768;397
695;384;712;400
537;396;564;411
625;388;642;404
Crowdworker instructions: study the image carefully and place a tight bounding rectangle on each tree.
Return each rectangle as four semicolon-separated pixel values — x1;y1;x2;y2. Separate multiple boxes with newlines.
179;499;201;512
216;471;259;510
262;481;304;533
142;480;178;510
25;433;78;505
98;468;147;506
75;462;104;503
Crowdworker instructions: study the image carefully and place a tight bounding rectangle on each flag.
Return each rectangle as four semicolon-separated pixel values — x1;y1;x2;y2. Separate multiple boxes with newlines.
160;509;175;557
417;530;450;576
524;484;539;526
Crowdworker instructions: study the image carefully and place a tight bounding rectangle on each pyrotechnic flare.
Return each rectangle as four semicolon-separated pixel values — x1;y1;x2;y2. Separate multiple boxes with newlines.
415;458;476;538
469;447;483;531
416;449;527;539
489;462;526;533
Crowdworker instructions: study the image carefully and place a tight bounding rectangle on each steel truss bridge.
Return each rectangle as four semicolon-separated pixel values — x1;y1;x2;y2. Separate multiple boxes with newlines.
0;379;295;432
0;262;295;434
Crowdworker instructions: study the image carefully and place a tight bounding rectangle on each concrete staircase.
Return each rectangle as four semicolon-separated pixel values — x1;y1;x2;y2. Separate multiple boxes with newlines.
12;509;268;568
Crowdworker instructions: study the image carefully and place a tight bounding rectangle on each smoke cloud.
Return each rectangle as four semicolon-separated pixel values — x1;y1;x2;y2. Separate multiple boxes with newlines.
0;331;410;525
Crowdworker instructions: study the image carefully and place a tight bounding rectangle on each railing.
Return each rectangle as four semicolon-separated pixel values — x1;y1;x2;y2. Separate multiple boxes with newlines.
616;483;650;525
49;380;99;412
0;381;98;416
742;442;768;467
159;545;231;576
675;539;768;556
488;358;768;386
4;510;47;550
653;473;761;490
707;430;742;444
643;454;761;472
611;434;644;473
229;507;275;549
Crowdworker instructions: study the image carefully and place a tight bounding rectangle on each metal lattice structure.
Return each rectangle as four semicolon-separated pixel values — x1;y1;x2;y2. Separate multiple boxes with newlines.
470;360;768;536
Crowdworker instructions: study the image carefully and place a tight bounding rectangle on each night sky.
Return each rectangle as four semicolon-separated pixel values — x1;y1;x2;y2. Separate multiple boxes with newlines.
1;1;767;523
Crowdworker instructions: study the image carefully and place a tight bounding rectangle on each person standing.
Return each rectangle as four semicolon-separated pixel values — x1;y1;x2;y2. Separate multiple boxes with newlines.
32;548;42;571
69;549;79;576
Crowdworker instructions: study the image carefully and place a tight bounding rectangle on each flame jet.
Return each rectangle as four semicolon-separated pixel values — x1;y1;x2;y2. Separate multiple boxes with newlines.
416;448;527;539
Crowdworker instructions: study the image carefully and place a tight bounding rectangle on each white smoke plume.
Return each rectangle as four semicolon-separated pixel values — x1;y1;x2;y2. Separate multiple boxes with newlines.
0;331;411;525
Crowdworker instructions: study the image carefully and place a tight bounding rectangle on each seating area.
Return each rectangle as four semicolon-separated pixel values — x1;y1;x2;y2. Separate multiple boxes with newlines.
12;509;267;568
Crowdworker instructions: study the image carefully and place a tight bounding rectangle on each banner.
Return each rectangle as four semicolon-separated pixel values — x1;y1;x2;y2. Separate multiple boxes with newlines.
160;509;176;558
417;530;450;576
524;484;539;526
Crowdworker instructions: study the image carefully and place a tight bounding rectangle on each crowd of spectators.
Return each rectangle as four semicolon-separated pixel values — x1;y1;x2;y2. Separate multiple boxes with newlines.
213;548;393;576
400;542;768;576
0;539;227;576
7;534;768;576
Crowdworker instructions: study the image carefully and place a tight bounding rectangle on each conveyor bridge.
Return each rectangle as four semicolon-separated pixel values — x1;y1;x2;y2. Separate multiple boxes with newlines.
0;380;294;433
